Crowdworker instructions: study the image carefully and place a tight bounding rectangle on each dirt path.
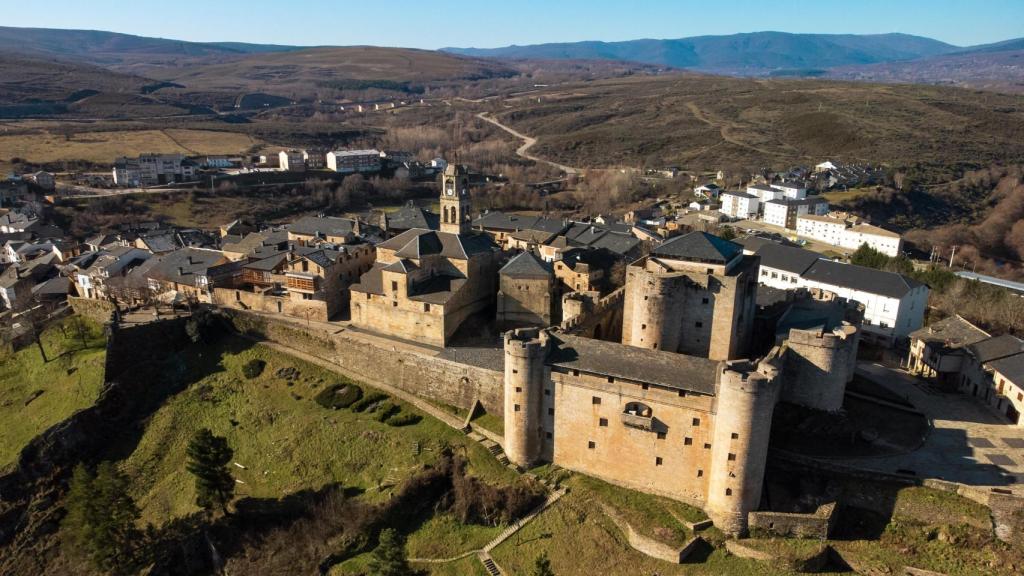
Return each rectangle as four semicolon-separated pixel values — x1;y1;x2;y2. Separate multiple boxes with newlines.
684;101;779;157
476;112;578;175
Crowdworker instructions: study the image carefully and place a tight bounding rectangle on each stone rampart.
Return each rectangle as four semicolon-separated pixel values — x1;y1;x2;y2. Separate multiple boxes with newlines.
223;310;505;417
748;502;837;539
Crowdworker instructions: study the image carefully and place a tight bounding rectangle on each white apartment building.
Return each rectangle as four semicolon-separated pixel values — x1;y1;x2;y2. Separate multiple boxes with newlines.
755;242;928;346
796;216;904;257
113;154;198;187
746;183;785;203
796;214;847;245
327;149;382;173
279;150;306;172
770;181;807;199
720;190;759;220
763;197;829;230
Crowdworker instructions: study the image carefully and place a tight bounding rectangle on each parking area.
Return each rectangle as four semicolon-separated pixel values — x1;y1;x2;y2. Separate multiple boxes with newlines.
848;362;1024;492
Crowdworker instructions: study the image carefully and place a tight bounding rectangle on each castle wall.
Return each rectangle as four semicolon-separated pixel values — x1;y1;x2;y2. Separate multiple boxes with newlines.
213;287;330;322
547;368;717;507
497;275;554;329
224;310;504;416
504;329;549;466
782;326;858;412
706;361;780;535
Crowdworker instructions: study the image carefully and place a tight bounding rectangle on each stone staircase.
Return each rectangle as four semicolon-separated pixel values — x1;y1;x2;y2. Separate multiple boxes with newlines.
479;552;502;576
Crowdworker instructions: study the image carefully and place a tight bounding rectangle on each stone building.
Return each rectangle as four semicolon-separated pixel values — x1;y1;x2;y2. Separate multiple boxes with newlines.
496;250;556;329
622;231;758;361
349;165;500;346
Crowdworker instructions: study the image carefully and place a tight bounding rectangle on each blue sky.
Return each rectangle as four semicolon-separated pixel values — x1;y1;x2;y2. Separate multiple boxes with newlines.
2;0;1021;49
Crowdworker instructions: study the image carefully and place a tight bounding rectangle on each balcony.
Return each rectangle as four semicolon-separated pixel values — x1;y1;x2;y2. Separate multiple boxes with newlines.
621;401;654;431
286;272;318;293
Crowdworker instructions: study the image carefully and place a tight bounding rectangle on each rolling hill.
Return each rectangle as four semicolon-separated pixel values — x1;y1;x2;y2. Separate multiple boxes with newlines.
444;32;959;74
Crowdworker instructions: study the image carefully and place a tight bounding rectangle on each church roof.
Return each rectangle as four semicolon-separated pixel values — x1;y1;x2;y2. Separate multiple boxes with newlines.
500;250;552;278
378;228;496;260
652;231;741;264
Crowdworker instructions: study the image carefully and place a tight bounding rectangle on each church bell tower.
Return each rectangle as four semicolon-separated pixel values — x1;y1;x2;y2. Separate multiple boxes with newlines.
440;164;471;235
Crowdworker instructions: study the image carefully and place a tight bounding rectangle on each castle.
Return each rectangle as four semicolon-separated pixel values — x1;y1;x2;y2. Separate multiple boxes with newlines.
347;163;864;535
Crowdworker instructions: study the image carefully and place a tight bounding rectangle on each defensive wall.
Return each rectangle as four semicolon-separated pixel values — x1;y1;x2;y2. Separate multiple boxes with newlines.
223;309;505;417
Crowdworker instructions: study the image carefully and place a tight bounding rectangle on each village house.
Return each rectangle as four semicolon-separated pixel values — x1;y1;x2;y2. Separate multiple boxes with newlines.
907;315;990;389
694;183;721;199
770;181;807;199
141;247;240;303
69;246;152;300
278;149;306;172
0;254;59;310
288;215;373;246
326;149;382;173
762;197;829;230
795;215;903;256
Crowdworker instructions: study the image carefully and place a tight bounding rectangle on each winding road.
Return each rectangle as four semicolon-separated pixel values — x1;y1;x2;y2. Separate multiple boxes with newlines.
475;112;579;175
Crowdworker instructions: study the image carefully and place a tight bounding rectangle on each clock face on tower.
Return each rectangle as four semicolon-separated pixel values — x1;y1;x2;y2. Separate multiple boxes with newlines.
445;182;455;196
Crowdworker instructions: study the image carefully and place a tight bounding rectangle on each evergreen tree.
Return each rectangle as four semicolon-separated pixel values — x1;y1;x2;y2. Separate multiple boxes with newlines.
63;462;145;574
532;551;555;576
185;428;235;514
367;528;412;576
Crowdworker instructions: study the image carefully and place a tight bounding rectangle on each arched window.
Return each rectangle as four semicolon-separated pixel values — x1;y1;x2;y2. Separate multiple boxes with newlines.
624;402;652;417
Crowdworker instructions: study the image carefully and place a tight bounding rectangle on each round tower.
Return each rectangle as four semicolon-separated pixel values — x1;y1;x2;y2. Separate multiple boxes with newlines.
706;362;779;536
503;328;549;468
624;268;681;353
782;324;858;412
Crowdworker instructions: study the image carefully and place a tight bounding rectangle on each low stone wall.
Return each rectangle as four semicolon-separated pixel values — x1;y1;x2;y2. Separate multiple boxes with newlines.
600;503;701;564
748;502;837;539
223;310;505;417
725;540;832;573
923;478;1024;545
68;296;116;324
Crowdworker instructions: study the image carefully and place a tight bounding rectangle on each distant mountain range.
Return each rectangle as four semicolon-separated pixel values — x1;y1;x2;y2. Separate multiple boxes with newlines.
444;32;1024;91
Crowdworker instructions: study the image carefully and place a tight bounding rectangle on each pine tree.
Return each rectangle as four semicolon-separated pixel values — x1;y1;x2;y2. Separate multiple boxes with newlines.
532;551;555;576
185;428;235;515
63;462;145;575
367;528;412;576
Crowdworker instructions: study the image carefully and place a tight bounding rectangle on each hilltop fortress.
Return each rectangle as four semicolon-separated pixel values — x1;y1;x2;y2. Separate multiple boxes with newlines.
334;165;866;535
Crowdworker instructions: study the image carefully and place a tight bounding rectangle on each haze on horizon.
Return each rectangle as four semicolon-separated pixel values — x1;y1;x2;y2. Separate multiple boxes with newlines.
2;0;1021;50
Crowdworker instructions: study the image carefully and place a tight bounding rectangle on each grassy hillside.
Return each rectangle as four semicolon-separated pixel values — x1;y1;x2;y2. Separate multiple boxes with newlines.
0;316;106;469
120;337;516;525
492;75;1024;171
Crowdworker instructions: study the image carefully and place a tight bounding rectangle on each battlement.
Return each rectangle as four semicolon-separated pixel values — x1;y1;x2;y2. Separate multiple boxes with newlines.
504;327;548;352
786;323;858;349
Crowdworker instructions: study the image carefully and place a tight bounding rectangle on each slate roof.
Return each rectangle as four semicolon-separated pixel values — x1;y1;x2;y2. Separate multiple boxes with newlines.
138;233;178;254
473;211;568;235
222;229;290;257
546;332;719;395
722;190;757;199
385;202;439;232
848;223;900;239
243;252;289;271
378;228;496;260
289;216;356;238
590;232;641;256
351;263;386;295
909;316;990;349
755;243;823;275
500;250;552;278
803;259;924;299
989;353;1024;385
652;231;741;264
144;248;236;285
969;334;1024;364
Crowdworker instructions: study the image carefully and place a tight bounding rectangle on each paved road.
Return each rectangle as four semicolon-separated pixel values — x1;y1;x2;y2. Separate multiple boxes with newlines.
476;112;578;175
849;362;1024;492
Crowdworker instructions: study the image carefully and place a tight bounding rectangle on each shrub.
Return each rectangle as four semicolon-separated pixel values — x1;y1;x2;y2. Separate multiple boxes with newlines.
373;402;400;422
242;359;266;379
315;384;363;410
351;392;388;412
385;412;422;427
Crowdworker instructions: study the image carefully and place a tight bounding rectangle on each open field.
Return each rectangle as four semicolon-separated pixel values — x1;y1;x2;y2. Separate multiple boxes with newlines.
492;75;1024;173
0;128;264;164
0;316;106;470
120;337;517;525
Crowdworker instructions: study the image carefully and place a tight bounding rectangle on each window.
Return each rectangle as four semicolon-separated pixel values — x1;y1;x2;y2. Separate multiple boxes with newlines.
692;417;701;426
592;396;601;405
656;432;666;440
514;404;521;412
641;323;647;330
684;437;693;446
512;369;518;374
392;301;398;307
695;321;703;328
655;457;663;466
706;268;714;275
391;281;398;291
761;270;768;277
678;390;686;397
608;376;615;383
771;272;778;279
515;387;522;392
728;453;736;461
546;432;553;439
697;469;703;477
725;488;732;496
588;441;596;449
424;303;430;312
702;297;709;304
544;389;551;396
731;432;739;439
599;417;608;427
572;370;580;377
703;443;711;449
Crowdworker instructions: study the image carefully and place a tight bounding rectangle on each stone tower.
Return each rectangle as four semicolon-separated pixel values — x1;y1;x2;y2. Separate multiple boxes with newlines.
782;324;859;412
503;327;550;468
706;360;780;536
440;163;471;235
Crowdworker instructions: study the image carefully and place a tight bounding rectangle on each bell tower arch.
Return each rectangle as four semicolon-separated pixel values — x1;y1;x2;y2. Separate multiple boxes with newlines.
440;163;471;235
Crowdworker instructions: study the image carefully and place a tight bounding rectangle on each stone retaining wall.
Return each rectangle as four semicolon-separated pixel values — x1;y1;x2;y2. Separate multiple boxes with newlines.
68;296;116;324
223;310;505;417
748;502;837;539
